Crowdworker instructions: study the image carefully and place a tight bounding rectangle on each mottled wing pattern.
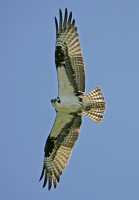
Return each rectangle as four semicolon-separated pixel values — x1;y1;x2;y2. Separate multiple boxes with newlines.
40;113;82;190
55;8;85;96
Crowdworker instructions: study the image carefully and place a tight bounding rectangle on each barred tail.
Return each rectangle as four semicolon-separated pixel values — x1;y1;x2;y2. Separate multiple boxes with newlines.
82;87;106;122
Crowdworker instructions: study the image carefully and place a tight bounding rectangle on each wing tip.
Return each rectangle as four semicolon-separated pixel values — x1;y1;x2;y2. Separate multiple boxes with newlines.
39;166;45;182
59;8;62;14
65;7;68;12
55;8;77;34
55;17;58;34
40;167;60;190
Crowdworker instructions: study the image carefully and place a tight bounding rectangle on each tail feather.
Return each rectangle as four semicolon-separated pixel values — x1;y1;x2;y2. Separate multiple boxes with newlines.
82;87;106;122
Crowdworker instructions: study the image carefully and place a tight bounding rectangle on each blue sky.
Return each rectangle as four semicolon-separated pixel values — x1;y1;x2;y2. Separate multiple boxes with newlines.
1;0;139;199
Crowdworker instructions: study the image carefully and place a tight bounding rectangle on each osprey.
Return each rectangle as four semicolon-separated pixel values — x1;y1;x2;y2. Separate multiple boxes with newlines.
40;8;106;190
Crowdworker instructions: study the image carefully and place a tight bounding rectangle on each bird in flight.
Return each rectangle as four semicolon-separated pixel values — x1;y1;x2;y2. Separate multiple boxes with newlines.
39;8;106;190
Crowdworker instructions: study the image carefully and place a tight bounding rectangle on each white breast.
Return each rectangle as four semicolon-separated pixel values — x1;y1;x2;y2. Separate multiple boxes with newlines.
56;96;82;113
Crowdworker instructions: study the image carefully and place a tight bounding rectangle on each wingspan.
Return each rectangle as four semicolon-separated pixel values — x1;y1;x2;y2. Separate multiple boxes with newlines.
40;112;82;190
55;8;85;97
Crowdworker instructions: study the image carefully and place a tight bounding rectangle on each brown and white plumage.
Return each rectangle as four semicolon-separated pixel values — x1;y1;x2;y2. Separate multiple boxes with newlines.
39;8;106;190
40;113;81;189
55;8;85;96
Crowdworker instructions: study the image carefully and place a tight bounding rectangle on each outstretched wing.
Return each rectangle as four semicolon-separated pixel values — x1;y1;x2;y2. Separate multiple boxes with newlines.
40;112;82;190
55;8;85;97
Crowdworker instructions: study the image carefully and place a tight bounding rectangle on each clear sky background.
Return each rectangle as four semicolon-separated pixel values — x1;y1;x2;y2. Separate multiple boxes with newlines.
0;0;139;199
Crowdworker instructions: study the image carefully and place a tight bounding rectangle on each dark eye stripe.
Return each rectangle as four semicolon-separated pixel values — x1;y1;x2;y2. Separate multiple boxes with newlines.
57;97;61;103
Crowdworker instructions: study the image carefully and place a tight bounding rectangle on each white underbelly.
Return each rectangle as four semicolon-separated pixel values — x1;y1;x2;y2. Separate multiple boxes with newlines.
56;96;82;113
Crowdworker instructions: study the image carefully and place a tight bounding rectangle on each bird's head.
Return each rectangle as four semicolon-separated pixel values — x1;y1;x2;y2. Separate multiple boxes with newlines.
51;97;61;109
